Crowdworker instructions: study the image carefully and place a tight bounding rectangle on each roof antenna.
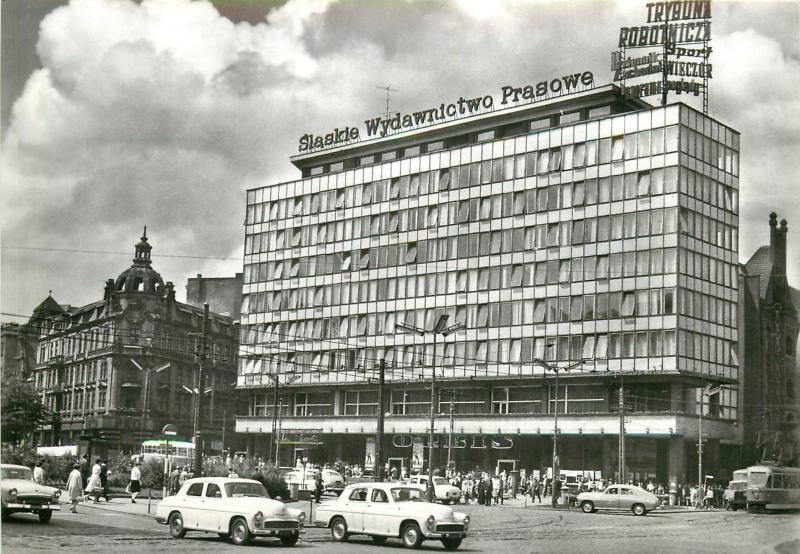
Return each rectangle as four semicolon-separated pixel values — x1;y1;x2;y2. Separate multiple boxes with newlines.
376;84;401;119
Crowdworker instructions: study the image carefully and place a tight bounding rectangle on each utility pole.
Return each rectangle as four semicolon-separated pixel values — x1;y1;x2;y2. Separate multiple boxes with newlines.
375;358;386;482
192;303;209;476
698;389;703;496
619;370;626;483
447;394;455;473
269;367;279;463
396;315;465;502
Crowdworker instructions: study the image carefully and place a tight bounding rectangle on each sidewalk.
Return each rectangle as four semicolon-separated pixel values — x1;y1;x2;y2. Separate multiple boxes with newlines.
62;495;161;518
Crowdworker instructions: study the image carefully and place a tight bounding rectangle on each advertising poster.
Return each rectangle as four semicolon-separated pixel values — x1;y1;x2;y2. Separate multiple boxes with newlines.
412;438;425;471
364;438;376;471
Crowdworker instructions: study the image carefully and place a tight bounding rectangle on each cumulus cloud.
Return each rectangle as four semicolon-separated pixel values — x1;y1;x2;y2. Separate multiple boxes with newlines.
1;0;799;316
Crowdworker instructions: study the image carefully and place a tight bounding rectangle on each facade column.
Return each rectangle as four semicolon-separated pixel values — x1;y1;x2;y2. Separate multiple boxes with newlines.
601;435;617;481
668;435;686;485
246;434;255;458
670;383;683;412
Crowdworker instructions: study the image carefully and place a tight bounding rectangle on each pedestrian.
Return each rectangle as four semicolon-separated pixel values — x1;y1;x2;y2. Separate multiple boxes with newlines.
79;454;89;488
86;458;102;503
484;475;493;506
314;472;323;504
33;461;45;484
67;463;83;513
390;466;399;481
497;472;506;506
704;486;714;510
100;460;111;502
552;478;562;509
531;479;542;503
168;466;180;495
129;461;141;503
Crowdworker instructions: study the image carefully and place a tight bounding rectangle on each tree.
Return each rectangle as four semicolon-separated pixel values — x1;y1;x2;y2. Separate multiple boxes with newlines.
1;379;48;447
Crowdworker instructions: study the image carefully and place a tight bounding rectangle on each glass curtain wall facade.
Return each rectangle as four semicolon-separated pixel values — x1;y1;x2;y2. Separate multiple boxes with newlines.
238;87;740;483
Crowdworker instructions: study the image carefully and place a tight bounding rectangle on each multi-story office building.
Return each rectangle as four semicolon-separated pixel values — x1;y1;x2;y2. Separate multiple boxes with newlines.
30;231;240;457
237;84;741;484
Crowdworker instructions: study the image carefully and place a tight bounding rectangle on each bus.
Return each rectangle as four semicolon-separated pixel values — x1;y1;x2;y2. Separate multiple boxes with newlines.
137;439;195;467
744;464;800;512
723;469;748;511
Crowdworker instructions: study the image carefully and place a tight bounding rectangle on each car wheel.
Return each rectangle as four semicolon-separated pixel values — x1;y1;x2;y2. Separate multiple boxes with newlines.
38;510;53;523
631;503;647;516
169;512;187;539
330;516;349;542
581;501;595;514
442;536;462;551
230;517;251;546
401;522;423;549
280;531;300;546
1;508;10;522
372;536;388;545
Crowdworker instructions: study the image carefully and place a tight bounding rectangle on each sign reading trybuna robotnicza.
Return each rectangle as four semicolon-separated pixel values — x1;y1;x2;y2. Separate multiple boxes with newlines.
612;0;713;112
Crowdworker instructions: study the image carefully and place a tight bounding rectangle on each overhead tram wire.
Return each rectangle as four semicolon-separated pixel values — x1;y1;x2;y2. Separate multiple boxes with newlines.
9;310;725;387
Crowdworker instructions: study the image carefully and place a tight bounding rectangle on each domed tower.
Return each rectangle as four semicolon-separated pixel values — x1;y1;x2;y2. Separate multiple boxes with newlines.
114;227;165;294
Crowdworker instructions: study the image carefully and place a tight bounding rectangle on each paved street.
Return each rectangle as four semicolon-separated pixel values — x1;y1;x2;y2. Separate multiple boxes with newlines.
2;497;798;553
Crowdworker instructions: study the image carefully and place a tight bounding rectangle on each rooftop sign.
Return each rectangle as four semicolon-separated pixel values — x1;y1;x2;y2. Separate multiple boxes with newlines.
613;0;712;112
297;71;595;154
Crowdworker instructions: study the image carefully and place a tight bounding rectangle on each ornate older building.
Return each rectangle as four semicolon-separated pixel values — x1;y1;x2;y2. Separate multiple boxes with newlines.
30;230;240;457
739;213;799;466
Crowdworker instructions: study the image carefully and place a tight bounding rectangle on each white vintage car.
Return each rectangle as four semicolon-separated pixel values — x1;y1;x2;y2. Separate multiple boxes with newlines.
1;464;61;523
315;482;469;550
406;475;462;504
155;477;305;546
576;484;660;516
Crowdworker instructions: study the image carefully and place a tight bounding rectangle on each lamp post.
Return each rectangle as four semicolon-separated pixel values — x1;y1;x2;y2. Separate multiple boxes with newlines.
532;356;586;485
396;315;465;502
262;369;300;466
698;385;719;496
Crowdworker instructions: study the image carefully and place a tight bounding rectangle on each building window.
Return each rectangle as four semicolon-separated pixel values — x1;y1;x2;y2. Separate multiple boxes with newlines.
439;388;486;414
293;392;331;416
344;390;378;416
391;389;430;415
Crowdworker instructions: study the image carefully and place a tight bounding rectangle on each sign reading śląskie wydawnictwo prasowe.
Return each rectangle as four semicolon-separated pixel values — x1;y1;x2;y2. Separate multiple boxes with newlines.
297;70;595;153
613;1;712;111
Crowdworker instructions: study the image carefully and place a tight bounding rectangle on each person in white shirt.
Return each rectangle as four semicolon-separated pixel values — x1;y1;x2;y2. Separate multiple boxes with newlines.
33;461;45;484
129;461;142;503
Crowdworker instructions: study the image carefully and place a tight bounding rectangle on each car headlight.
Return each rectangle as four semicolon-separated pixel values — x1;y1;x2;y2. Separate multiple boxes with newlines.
426;515;436;532
254;511;264;525
463;515;470;526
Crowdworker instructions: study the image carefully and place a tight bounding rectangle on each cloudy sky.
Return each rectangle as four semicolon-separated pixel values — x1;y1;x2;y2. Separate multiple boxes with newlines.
1;0;798;319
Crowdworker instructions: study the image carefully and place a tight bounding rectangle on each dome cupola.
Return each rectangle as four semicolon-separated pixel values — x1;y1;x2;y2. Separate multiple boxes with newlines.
114;227;165;294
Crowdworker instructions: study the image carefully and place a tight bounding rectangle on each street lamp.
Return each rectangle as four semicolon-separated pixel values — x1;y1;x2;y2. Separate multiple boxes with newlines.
130;357;170;443
532;356;586;485
261;369;300;465
396;314;465;502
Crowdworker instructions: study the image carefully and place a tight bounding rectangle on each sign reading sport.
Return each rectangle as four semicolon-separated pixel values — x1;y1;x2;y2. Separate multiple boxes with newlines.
613;0;712;107
297;71;595;153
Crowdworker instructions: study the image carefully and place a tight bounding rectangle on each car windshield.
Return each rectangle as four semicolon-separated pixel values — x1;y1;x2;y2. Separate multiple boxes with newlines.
324;471;342;478
1;467;32;480
225;482;269;498
391;487;425;502
432;477;448;486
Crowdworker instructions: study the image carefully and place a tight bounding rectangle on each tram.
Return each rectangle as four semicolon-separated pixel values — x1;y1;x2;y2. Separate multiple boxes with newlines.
744;464;800;512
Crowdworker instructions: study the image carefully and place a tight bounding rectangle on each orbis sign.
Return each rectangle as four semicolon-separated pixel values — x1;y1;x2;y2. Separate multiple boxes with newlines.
297;71;594;153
